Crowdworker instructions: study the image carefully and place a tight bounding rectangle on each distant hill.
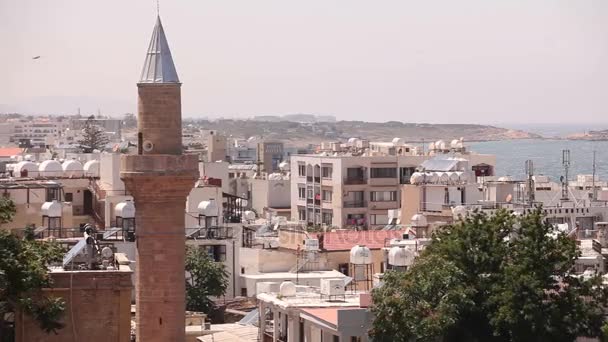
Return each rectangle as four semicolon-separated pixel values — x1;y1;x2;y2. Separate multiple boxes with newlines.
184;119;541;144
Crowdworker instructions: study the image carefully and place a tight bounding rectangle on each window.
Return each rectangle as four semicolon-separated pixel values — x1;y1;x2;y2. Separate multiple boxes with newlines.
64;192;73;202
298;187;306;199
321;166;332;179
298;164;306;177
298;208;306;221
400;167;416;184
370;167;396;178
307;188;314;199
200;245;226;262
322;190;333;202
46;188;60;202
346;168;364;179
322;212;333;225
370;191;396;202
370;214;389;225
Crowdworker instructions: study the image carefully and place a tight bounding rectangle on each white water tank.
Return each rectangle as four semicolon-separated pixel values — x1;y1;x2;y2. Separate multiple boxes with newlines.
435;140;446;150
41;200;62;217
452;205;468;219
350;245;372;265
279;281;297;297
388;246;415;267
448;172;460;183
410;172;425;184
392;137;404;146
426;172;439;183
243;210;256;221
13;161;38;177
115;201;136;219
24;154;33;161
411;214;428;227
439;172;449;184
62;160;84;177
279;161;290;171
39;160;62;177
83;160;100;177
198;199;218;216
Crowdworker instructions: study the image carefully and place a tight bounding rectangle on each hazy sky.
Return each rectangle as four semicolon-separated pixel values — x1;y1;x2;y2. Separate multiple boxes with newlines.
1;0;607;124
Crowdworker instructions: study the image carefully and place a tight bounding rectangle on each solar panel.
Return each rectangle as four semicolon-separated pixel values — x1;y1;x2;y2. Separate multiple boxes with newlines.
62;239;87;268
103;227;122;240
186;227;203;238
33;226;48;235
238;309;259;326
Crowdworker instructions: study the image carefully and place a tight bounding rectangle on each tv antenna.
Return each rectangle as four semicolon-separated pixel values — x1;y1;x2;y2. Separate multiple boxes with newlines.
592;150;597;201
525;160;535;205
561;149;570;200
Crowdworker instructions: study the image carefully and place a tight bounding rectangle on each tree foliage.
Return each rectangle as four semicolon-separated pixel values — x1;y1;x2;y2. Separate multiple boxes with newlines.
185;246;229;313
77;116;109;153
370;209;608;342
0;200;66;341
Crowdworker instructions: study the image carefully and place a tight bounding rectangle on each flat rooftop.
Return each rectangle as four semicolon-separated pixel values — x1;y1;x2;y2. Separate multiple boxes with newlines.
258;286;363;309
242;270;345;281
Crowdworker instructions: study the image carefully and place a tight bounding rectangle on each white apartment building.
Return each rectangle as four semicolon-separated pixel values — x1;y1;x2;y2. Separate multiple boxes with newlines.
290;139;496;229
10;120;70;146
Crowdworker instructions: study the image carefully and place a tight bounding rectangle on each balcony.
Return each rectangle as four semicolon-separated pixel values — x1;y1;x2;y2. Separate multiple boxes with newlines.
368;177;398;186
344;177;367;185
344;200;367;208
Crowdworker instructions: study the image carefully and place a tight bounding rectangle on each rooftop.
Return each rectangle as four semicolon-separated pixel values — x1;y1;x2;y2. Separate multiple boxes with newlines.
313;230;407;251
257;286;363;309
241;270;345;281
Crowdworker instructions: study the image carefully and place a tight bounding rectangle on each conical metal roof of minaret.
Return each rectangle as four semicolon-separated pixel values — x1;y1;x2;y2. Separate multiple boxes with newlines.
139;16;180;84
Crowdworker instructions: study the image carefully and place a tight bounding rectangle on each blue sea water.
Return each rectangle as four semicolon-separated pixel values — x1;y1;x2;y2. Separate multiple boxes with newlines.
468;139;608;181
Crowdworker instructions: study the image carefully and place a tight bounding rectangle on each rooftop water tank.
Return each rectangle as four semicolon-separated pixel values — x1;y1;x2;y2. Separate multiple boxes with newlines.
350;245;372;265
243;210;256;221
115;201;136;219
198;199;218;216
83;160;100;177
452;205;468;219
410;172;425;184
279;281;297;297
24;154;33;161
62;160;84;177
13;161;38;177
392;137;404;146
279;161;290;171
388;246;415;267
448;172;460;183
426;172;439;184
411;214;428;227
435;140;446;150
39;160;62;177
438;172;449;184
41;200;62;217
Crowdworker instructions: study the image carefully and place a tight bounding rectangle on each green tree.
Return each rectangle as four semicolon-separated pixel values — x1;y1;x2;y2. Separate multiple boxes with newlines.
77;116;109;153
185;246;229;313
371;209;608;342
0;199;66;341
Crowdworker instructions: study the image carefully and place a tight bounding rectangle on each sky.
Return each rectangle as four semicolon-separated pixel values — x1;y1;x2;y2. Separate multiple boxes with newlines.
1;0;607;124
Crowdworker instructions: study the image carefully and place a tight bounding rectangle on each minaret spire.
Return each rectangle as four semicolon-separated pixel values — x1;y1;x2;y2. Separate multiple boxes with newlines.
139;15;179;84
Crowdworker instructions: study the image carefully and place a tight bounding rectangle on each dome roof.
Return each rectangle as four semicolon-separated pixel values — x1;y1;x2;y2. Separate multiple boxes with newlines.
83;160;100;177
426;172;439;183
39;160;62;176
41;200;62;217
62;160;84;177
411;214;428;227
350;245;372;265
198;199;218;216
279;281;297;297
14;161;38;177
388;246;416;267
348;137;359;144
115;201;136;219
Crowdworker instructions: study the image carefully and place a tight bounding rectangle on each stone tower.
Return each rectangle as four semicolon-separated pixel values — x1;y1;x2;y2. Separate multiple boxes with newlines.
120;16;198;342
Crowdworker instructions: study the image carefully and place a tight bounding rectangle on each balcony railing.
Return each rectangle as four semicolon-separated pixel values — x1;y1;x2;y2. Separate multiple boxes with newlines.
186;226;234;240
344;200;367;208
344;177;367;185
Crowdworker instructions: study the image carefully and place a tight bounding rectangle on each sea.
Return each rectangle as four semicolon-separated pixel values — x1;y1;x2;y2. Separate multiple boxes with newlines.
468;139;608;181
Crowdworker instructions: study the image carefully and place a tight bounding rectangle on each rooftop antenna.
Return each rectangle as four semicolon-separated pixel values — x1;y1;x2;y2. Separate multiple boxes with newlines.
525;160;535;205
561;149;570;201
592;150;597;201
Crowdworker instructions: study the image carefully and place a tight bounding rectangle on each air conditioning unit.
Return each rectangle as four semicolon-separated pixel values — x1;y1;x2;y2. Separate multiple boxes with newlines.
320;278;345;296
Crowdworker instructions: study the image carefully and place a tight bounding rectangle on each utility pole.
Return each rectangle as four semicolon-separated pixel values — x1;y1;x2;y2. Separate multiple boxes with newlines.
561;149;570;201
525;160;535;205
592;150;597;201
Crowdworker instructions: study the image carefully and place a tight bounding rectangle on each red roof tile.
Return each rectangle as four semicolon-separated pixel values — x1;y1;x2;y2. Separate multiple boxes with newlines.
0;147;23;157
316;230;407;251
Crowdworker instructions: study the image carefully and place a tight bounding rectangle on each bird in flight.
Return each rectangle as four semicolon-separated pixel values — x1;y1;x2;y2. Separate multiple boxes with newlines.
32;56;41;60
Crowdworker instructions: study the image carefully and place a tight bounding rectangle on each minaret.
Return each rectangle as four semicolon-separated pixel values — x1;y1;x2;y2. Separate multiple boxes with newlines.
120;16;198;342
